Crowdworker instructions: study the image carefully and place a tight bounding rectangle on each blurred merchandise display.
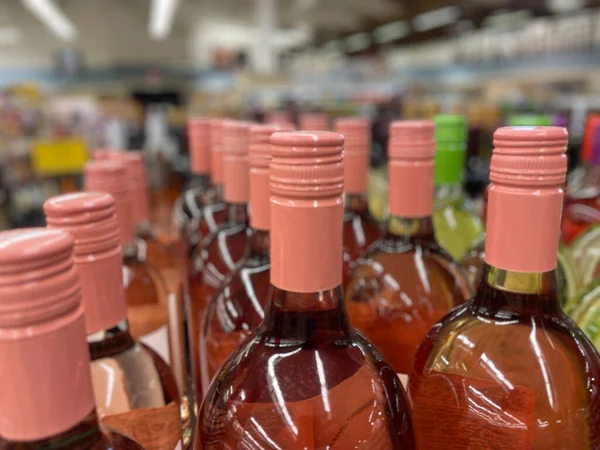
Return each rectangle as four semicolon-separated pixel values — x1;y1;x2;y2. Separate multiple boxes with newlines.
432;114;483;261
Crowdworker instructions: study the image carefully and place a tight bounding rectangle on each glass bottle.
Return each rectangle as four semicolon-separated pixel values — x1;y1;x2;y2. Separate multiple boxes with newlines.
196;131;415;449
408;126;600;449
335;117;381;288
0;228;144;450
199;124;283;392
84;161;171;366
44;193;184;450
173;119;224;256
345;120;471;381
431;114;483;261
562;119;600;244
299;112;329;130
188;120;252;402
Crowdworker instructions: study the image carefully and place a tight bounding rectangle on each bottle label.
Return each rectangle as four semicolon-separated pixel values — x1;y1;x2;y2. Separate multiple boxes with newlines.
140;324;170;365
204;366;393;448
411;370;536;449
101;401;182;450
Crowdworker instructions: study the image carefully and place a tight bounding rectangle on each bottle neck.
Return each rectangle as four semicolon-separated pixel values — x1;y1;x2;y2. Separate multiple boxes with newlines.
434;183;463;208
87;320;136;360
344;192;369;215
0;411;107;449
473;263;560;315
382;214;435;247
260;285;352;343
249;228;270;260
226;202;249;225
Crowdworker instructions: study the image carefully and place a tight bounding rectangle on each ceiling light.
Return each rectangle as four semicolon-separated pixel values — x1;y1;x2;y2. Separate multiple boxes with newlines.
149;0;179;40
22;0;77;41
373;21;409;43
413;6;460;32
0;27;21;45
344;32;371;53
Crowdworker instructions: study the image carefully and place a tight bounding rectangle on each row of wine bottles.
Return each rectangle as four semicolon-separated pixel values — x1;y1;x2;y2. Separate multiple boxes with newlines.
0;117;598;449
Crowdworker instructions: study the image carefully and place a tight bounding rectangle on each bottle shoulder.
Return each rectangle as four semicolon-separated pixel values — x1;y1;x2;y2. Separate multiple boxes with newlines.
346;241;471;307
198;328;414;448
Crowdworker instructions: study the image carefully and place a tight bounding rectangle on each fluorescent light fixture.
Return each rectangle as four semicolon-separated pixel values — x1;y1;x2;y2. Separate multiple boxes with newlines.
344;32;371;53
373;21;409;43
149;0;179;40
22;0;76;41
413;6;460;32
0;27;21;45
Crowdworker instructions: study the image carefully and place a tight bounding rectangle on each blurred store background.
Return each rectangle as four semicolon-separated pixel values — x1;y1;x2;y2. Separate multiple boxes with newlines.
0;0;599;230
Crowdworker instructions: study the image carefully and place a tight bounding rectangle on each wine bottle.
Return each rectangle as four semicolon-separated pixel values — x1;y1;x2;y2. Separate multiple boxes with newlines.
199;123;290;392
345;120;471;381
408;126;600;449
188;120;252;401
195;130;415;449
44;192;186;450
0;228;144;450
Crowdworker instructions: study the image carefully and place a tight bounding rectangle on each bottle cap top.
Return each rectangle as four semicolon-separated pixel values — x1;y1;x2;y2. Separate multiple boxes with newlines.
506;114;552;127
491;126;568;186
334;117;370;151
0;228;79;329
188;118;211;174
93;148;121;160
434;114;467;142
84;160;134;244
299;112;329;131
222;120;251;155
270;131;344;199
84;160;129;193
434;115;466;185
44;192;121;257
249;123;294;168
389;120;435;159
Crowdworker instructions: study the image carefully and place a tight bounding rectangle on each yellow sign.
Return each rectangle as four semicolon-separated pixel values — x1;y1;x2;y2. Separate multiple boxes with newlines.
31;138;88;175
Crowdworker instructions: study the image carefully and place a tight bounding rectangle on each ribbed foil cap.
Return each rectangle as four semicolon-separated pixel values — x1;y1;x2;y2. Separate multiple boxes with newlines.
335;117;370;194
388;120;435;217
188;118;211;174
270;131;344;200
269;131;345;293
249;123;295;169
0;228;79;330
491;126;568;186
248;124;294;231
299;113;329;131
389;120;435;158
0;228;94;442
120;151;150;224
44;192;127;334
44;192;121;258
84;160;134;244
209;119;225;184
222;120;251;203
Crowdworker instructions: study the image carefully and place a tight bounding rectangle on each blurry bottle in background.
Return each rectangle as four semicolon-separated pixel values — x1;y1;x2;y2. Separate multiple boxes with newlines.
505;113;552;127
188;120;251;403
84;161;171;365
345;120;471;381
432;114;483;261
408;126;600;450
299;112;329;130
44;194;184;450
335;117;381;288
196;131;415;449
562;117;600;244
199;124;285;392
0;228;144;450
173;119;223;254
